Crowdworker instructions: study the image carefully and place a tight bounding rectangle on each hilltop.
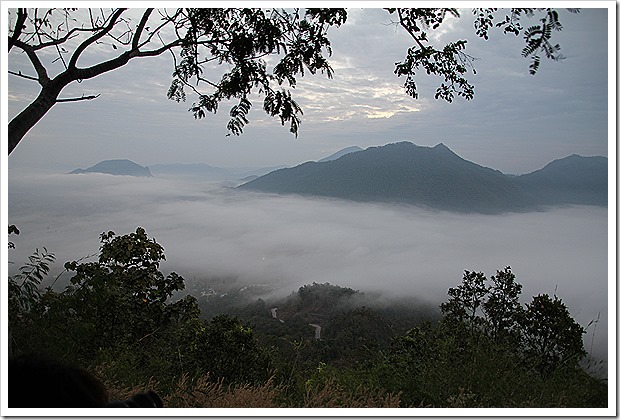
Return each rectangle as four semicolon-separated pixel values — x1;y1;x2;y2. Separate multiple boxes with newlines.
69;159;152;177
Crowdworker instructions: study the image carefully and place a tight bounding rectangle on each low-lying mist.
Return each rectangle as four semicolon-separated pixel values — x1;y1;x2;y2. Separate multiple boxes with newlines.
8;170;609;363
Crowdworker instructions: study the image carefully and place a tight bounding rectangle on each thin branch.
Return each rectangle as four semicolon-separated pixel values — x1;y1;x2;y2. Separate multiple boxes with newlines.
8;70;39;82
56;94;101;103
29;27;96;51
68;8;126;69
54;43;68;70
131;38;182;58
135;9;182;51
8;8;28;52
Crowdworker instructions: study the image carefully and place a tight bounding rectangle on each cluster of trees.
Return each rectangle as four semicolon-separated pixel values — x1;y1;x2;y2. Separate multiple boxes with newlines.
9;227;271;395
440;267;586;376
8;227;606;407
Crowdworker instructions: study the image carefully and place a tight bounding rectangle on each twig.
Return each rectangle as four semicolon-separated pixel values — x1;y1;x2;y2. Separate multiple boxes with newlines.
8;70;39;81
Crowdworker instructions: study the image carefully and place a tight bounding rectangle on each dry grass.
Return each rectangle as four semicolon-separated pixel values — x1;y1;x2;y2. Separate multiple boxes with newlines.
94;364;162;403
95;365;400;408
303;378;401;408
164;374;282;408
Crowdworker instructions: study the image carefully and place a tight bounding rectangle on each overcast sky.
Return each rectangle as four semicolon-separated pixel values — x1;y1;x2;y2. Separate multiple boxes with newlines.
4;4;613;174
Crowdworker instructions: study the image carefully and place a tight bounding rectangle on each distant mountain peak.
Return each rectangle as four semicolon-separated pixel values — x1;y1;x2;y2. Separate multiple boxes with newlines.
70;159;152;177
432;142;457;154
318;146;364;162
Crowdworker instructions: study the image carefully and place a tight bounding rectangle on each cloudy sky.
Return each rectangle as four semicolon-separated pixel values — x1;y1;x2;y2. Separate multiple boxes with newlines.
3;4;613;175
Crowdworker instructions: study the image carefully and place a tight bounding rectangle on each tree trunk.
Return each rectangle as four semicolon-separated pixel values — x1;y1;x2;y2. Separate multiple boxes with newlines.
8;53;132;156
8;80;65;155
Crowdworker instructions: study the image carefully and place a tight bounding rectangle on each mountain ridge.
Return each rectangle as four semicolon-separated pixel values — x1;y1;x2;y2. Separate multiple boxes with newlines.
317;146;364;162
239;142;607;214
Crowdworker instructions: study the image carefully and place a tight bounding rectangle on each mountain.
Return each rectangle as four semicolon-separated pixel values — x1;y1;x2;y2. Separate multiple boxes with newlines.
239;142;538;213
514;154;607;206
70;159;152;177
238;142;607;214
317;146;364;162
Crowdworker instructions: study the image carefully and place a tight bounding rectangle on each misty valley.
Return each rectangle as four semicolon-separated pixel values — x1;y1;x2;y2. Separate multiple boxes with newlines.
7;144;608;408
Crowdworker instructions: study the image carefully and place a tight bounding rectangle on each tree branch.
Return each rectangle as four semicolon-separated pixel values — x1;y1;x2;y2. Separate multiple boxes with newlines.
72;51;131;80
8;8;28;52
68;8;126;69
397;9;426;50
56;94;101;103
30;26;98;51
132;8;154;49
11;39;50;85
8;70;39;82
132;39;182;58
135;9;183;51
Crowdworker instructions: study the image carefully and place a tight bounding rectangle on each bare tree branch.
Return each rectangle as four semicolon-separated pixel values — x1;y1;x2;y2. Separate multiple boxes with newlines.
56;94;101;103
30;27;98;51
8;8;28;52
68;8;126;69
8;70;39;82
11;39;51;85
135;9;183;51
132;39;182;58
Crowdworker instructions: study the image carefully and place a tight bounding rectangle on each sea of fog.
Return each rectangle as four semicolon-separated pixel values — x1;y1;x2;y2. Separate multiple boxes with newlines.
7;169;610;365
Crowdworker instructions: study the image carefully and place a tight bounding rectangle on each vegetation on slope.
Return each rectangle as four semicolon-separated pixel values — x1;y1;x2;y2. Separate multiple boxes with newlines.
8;227;607;408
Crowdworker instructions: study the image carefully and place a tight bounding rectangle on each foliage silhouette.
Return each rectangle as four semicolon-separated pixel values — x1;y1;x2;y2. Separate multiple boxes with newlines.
8;7;577;154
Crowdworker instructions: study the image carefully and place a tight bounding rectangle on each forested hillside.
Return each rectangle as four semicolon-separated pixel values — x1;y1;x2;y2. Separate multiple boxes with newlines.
8;227;607;408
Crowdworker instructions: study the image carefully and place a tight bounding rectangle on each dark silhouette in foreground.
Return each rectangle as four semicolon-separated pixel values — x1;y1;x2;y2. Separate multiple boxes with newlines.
9;354;162;408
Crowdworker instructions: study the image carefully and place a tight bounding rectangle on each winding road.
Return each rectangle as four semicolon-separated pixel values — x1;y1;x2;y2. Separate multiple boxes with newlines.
271;307;322;339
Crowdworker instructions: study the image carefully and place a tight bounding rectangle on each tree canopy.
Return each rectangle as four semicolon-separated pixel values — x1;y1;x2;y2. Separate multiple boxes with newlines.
7;7;577;155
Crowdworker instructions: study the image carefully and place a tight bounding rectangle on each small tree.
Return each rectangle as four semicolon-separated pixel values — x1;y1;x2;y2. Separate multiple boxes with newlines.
61;227;199;353
520;293;586;376
8;242;55;357
441;270;489;329
183;315;273;385
482;267;523;343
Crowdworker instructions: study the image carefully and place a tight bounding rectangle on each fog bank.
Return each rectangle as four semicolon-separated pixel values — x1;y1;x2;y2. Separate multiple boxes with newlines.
7;170;609;362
